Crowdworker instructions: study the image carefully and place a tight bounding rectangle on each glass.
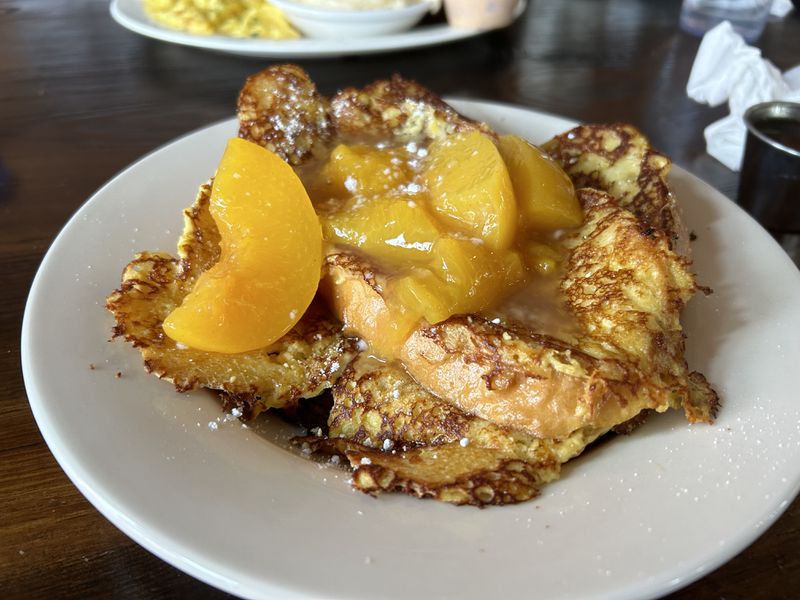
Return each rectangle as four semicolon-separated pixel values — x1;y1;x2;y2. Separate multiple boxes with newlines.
679;0;774;41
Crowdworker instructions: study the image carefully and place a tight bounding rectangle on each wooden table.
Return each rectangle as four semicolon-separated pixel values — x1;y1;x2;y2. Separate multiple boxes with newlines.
2;1;798;598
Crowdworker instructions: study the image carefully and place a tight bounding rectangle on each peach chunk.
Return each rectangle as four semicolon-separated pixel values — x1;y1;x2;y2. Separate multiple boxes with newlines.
313;144;412;199
422;131;517;250
389;237;525;325
163;138;322;354
321;196;441;266
497;135;582;231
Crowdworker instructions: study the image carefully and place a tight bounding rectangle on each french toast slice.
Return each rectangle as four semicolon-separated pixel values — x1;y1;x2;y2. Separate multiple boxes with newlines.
329;74;493;144
298;354;579;506
106;182;357;418
236;64;489;166
542;124;690;256
326;188;717;441
313;185;716;504
238;64;332;167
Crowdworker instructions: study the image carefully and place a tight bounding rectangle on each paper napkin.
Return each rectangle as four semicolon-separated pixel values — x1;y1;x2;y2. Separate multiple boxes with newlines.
686;21;800;170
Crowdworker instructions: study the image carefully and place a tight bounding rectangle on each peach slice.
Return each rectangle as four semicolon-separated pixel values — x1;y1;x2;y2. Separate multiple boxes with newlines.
163;138;322;354
388;237;525;325
423;131;517;250
497;134;582;231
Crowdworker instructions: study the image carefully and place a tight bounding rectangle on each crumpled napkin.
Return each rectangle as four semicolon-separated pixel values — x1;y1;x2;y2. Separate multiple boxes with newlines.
686;21;800;171
770;0;795;18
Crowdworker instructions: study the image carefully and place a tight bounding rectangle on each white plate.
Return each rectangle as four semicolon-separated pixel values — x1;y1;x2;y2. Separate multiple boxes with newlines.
22;100;800;600
109;0;518;58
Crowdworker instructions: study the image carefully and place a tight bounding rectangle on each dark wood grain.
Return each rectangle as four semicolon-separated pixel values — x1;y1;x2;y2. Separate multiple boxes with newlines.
2;0;798;598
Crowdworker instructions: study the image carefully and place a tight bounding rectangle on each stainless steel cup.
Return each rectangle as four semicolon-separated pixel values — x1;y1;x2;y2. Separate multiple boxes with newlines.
737;101;800;233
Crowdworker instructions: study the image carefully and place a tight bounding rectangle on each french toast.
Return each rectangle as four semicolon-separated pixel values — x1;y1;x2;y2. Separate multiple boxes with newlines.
106;181;357;418
542;124;691;256
326;187;715;442
107;64;718;506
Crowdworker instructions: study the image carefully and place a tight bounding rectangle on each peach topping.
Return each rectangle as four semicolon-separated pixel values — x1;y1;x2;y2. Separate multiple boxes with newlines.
165;132;581;355
317;132;582;353
163;138;322;354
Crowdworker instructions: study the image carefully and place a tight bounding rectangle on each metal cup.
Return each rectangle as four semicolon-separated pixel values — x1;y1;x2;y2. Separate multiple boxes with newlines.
737;101;800;233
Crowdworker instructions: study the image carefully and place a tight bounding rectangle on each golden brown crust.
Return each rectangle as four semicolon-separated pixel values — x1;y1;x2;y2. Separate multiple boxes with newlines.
685;371;721;423
560;189;695;368
304;437;553;506
298;355;615;506
328;355;473;448
237;68;491;167
237;64;332;166
562;189;717;425
401;314;677;440
330;74;492;144
542;123;690;255
298;355;565;506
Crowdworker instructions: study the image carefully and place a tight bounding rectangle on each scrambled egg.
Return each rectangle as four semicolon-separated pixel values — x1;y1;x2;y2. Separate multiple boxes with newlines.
144;0;300;39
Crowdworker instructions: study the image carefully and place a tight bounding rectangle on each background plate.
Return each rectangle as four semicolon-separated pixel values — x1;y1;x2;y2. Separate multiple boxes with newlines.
22;100;800;600
109;0;513;58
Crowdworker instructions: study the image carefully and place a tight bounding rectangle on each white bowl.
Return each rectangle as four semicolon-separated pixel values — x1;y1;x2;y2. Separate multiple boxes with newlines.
268;0;434;39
